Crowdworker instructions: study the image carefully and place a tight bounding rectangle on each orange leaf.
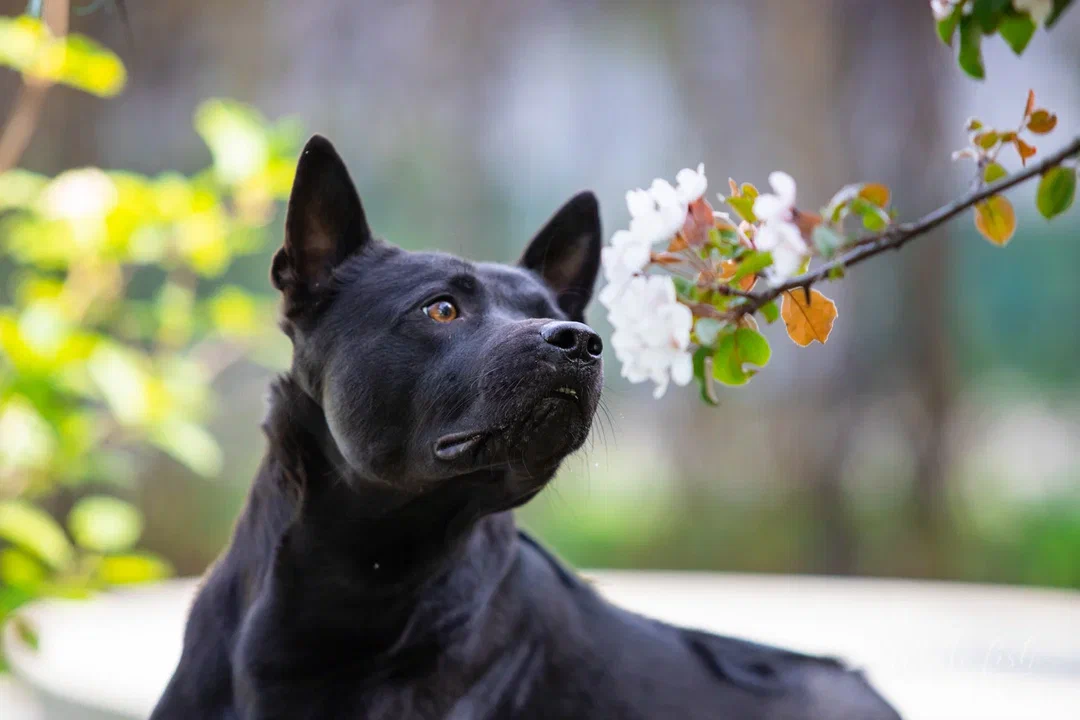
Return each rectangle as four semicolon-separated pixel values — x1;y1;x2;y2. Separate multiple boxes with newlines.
1024;89;1036;119
728;178;739;197
858;183;890;208
1027;110;1057;135
781;289;838;347
1014;137;1037;166
973;195;1016;246
667;234;689;252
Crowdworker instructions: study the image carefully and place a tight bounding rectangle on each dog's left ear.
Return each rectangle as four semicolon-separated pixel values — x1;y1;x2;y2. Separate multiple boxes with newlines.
271;135;372;304
519;191;602;321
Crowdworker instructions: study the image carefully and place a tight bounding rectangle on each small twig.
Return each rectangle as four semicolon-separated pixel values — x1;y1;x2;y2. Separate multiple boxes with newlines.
730;134;1080;319
0;0;71;173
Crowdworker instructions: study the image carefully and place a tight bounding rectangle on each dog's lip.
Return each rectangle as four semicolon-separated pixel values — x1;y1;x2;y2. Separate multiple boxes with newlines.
434;430;488;461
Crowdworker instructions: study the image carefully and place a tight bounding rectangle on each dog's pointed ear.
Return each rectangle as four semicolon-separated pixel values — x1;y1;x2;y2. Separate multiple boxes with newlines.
271;135;371;299
519;191;602;321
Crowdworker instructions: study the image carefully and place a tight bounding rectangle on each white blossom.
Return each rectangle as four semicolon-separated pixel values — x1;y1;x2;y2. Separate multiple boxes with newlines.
930;0;957;21
755;221;808;285
600;164;709;398
39;168;118;222
598;229;651;306
607;275;694;399
675;163;708;205
1013;0;1053;24
752;171;809;287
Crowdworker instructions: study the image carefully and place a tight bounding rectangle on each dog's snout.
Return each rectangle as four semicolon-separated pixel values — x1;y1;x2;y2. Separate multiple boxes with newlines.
541;321;603;362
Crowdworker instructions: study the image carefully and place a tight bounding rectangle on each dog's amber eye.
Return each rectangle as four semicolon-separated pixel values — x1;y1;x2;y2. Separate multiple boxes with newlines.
424;300;458;323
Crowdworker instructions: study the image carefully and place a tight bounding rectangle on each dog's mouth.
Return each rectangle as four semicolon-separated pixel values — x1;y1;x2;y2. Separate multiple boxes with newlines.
433;385;587;464
434;430;488;462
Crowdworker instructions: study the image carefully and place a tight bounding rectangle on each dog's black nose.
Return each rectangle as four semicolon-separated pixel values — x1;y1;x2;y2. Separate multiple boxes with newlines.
541;321;603;362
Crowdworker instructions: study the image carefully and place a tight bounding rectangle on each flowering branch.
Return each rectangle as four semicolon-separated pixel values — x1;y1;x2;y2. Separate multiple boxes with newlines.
733;133;1080;320
599;92;1078;402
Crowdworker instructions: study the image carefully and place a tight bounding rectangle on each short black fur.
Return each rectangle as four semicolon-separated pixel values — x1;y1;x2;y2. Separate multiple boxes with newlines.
150;136;902;720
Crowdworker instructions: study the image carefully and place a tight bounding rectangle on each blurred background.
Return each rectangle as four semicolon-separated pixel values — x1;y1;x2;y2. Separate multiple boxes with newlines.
2;0;1079;637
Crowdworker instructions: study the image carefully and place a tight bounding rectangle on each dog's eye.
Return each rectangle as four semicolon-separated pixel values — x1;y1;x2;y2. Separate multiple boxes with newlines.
424;300;459;323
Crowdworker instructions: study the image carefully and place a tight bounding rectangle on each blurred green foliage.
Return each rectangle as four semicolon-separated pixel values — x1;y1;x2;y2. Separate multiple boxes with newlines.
0;15;125;96
0;18;303;664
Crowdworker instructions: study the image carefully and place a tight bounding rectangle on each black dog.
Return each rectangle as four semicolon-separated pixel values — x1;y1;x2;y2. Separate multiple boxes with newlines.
150;136;901;720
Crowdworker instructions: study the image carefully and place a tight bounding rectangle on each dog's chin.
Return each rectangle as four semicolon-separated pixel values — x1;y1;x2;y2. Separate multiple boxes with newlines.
434;390;594;475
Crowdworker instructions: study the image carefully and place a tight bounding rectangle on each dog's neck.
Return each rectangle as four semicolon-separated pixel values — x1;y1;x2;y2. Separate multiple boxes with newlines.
238;375;519;652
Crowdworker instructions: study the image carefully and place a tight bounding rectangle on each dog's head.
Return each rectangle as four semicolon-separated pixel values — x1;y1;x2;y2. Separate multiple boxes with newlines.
270;136;603;507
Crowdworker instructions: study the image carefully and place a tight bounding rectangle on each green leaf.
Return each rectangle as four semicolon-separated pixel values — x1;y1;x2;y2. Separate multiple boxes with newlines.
712;328;771;386
149;419;224;477
937;3;964;45
727;196;757;224
1046;0;1073;27
958;15;986;80
760;300;780;325
1035;167;1077;219
97;553;173;586
694;318;725;346
974;131;1000;150
0;169;48;210
0;500;74;570
194;99;271;185
983;161;1008;183
972;0;1011;32
811;225;844;259
732;251;773;282
67;496;143;553
851;198;889;232
997;13;1037;54
827;265;846;281
672;276;695;300
974;194;1017;245
0;16;126;96
0;548;48;591
692;347;719;406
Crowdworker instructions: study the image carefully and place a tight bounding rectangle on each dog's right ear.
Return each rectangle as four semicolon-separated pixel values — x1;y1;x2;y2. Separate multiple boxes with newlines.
271;135;371;301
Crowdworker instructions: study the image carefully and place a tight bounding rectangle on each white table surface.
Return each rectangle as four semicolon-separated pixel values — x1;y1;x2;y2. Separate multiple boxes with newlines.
4;573;1079;719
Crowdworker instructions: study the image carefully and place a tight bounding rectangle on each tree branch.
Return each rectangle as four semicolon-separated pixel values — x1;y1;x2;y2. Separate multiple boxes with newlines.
0;0;71;173
733;134;1080;318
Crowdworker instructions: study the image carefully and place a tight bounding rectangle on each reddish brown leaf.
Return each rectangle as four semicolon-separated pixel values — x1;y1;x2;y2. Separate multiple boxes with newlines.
792;209;823;242
1024;89;1036;119
1014;137;1037;166
650;251;685;265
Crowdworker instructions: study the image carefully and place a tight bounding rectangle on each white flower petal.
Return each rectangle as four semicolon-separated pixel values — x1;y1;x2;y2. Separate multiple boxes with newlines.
671;351;694;386
768;245;804;286
648;178;681;210
753;224;778;251
776;221;809;255
675;163;708;204
752;194;787;222
626;189;654;218
768;171;797;207
652;373;670;399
